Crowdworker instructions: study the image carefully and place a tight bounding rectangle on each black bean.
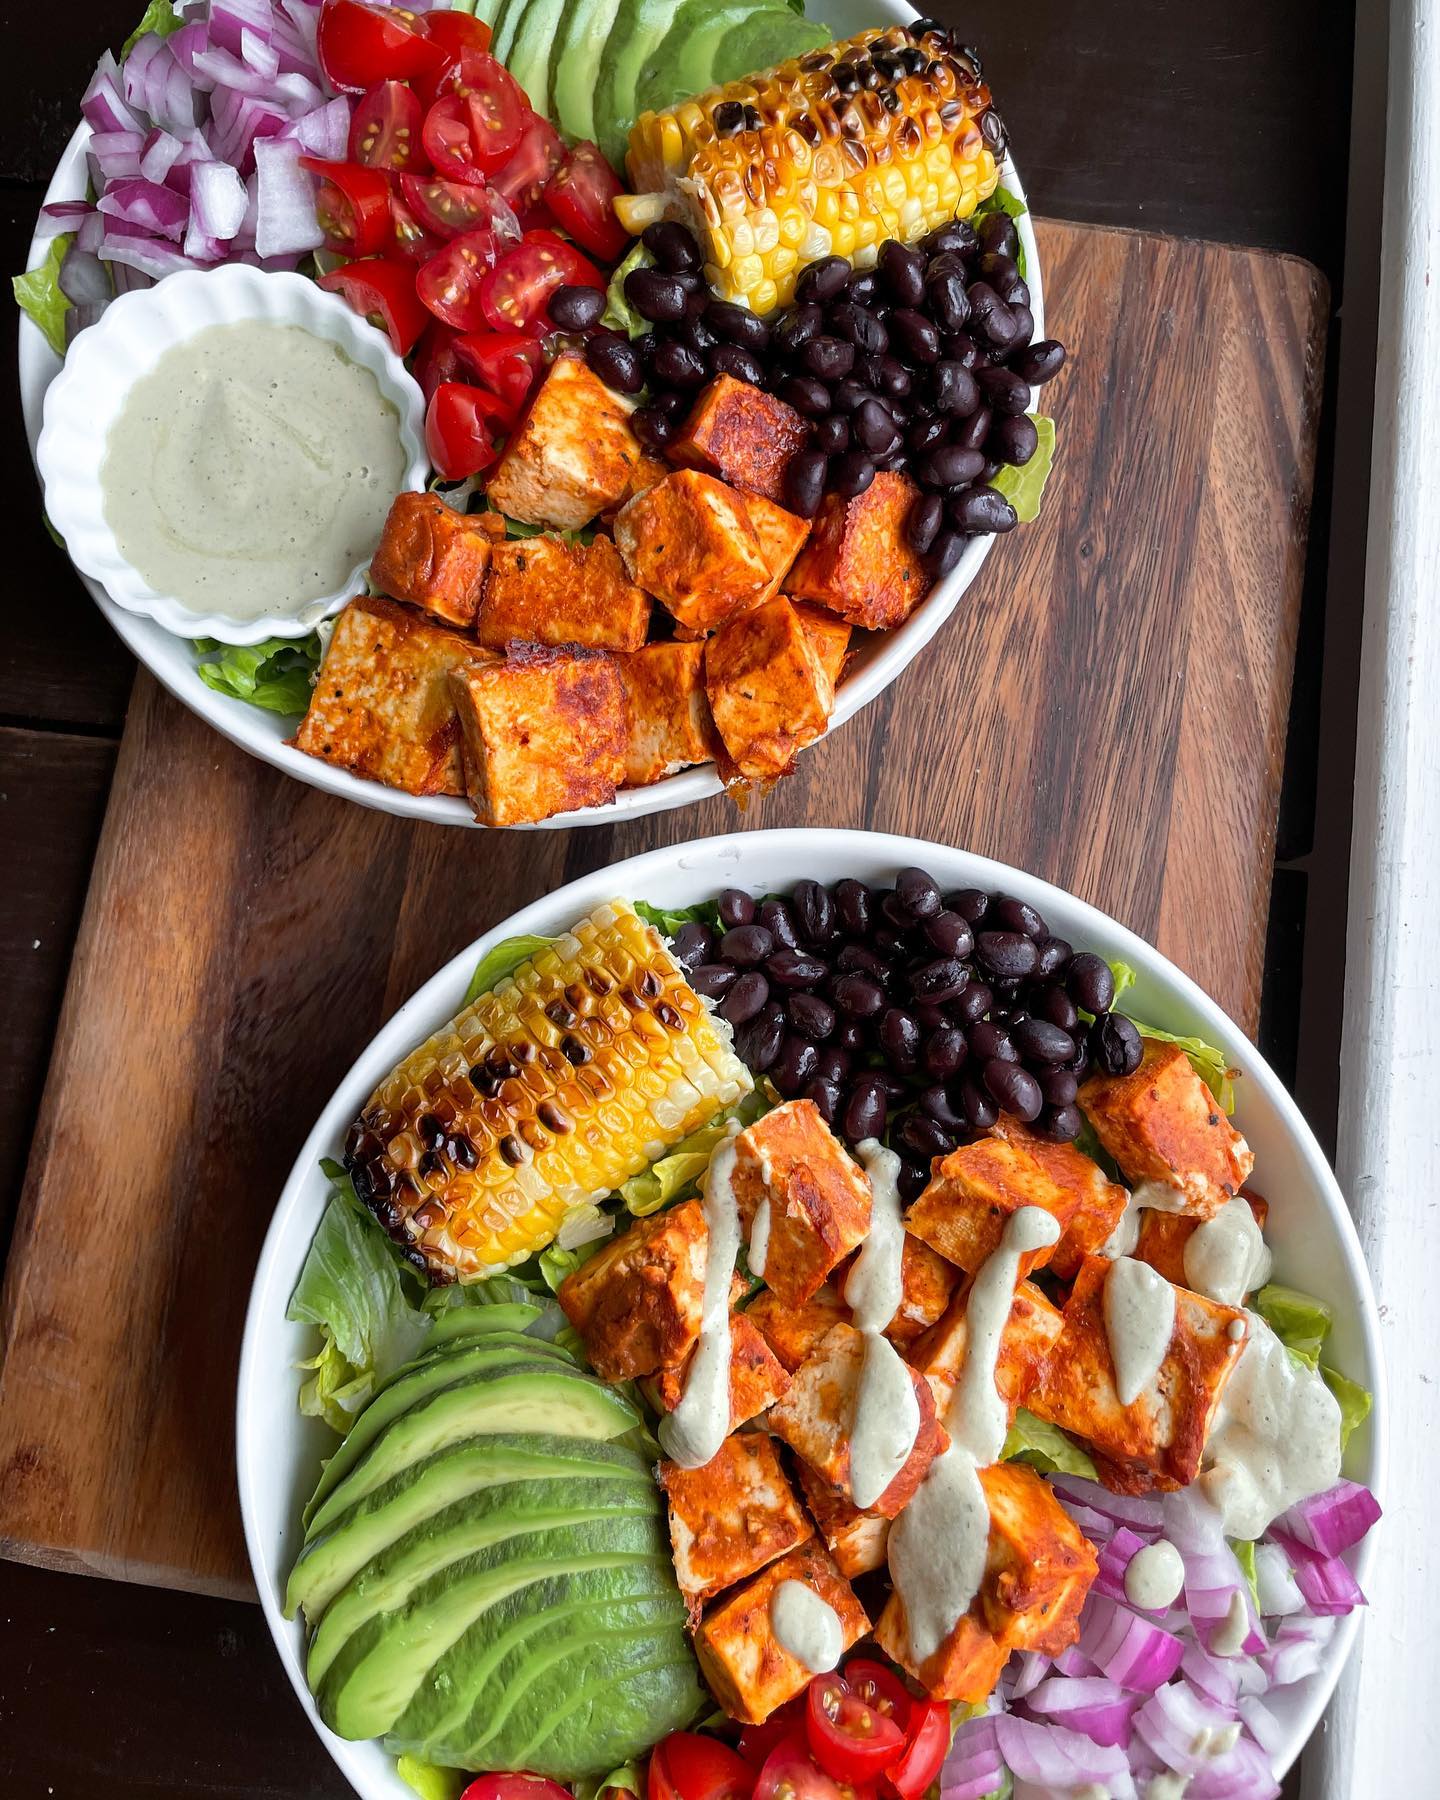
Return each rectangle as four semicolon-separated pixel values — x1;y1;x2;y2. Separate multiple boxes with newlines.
843;1073;888;1141
829;302;889;354
712;343;766;386
1066;1038;1093;1083
736;1001;786;1071
979;456;1002;482
989;896;1045;939
832;972;887;1019
771;1033;820;1096
632;404;677;450
1032;984;1079;1034
720;970;770;1025
1033;938;1073;982
1012;338;1067;386
834;878;873;936
837;942;886;977
931;359;980;416
919;1083;967;1130
926;250;970;284
950;487;1018;535
908;413;947;455
1006;302;1035;347
895;1111;957;1160
913;965;971;1012
966;281;1018;349
977;363;1030;417
796;255;851;304
652;339;708;388
834;1018;868;1053
951;887;990;924
825;377;869;415
675;315;718;358
946;330;983;370
888;308;941;364
641;220;703;273
992;414;1038;467
984;1057;1043;1121
887;867;936;921
960;1076;999;1129
969;1019;1015;1064
879;1006;922;1071
779;374;832;418
1067;952;1115;1015
977;251;1020;293
953;979;992;1025
718;888;755;928
879;238;927;306
926;269;971;333
952;406;993;452
584;330;644;394
704;298;770;350
872;922;911;959
788;992;836;1040
670;920;715;970
922;219;979;259
1012;1017;1076;1065
919;445;986;489
649;388;690;418
847;268;882;305
872;355;913;399
923;910;974;958
776;302;825;353
813;414;851;455
720;923;773;966
755;901;799;953
832;450;876;498
806;1075;842;1127
898;1159;930;1203
690;962;737;1000
794;878;835;943
801;335;855;381
907;491;945;554
880;888;919;932
768;948;828;988
922;1024;968;1081
1090;1010;1143;1076
549;283;605;331
850;396;899;458
1035;1102;1084;1144
813;1044;852;1086
977;210;1019;259
784;449;829;518
1038;1067;1079;1107
624;267;687;323
975;929;1039;981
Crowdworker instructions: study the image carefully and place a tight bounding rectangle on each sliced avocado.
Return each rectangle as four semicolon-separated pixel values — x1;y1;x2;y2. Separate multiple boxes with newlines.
471;0;505;24
424;1302;543;1345
397;1329;576;1382
596;0;681;170
288;1435;652;1624
635;0;777;118
503;1649;702;1777
305;1363;640;1535
712;10;830;85
549;0;625;143
505;0;567;114
490;0;528;67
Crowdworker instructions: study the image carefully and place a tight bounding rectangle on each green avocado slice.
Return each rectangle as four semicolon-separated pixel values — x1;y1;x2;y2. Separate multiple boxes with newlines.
549;0;625;144
394;1328;577;1381
502;1649;703;1777
423;1303;545;1345
505;0;567;114
489;0;528;65
596;0;679;170
711;10;831;86
634;1;783;119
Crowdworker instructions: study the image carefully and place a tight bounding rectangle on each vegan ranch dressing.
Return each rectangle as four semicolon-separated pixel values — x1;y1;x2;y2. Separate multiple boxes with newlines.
659;1136;742;1469
1124;1538;1185;1612
769;1579;844;1673
101;321;406;618
1182;1197;1272;1306
843;1142;921;1509
1103;1256;1176;1406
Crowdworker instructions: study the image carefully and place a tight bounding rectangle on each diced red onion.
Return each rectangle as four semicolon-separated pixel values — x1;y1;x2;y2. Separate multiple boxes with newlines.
1134;1680;1241;1778
1181;1640;1241;1709
252;134;324;256
90;129;147;180
1022;1674;1141;1748
1238;1695;1283;1756
280;95;350;158
98;177;191;241
57;241;112;307
82;54;144;135
139;128;185;183
168;19;211;80
1008;1651;1051;1702
76;211;107;255
1184;1733;1281;1799
1094;1525;1150;1603
124;35;202;133
1276;1480;1381;1559
98;227;197;279
939;1714;1003;1800
1268;1529;1364;1617
209;0;274;55
1253;1541;1305;1618
39;200;98;234
1078;1594;1185;1691
240;24;282;79
994;1713;1138;1797
1051;1644;1097;1678
189;158;249;239
1054;1477;1165;1534
109;260;156;295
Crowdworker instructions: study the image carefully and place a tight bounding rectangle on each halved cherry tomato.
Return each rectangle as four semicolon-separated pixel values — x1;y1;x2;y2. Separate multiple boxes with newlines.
648;1733;754;1800
414;17;495;106
299;157;390;256
491;113;566;229
417;227;504;330
754;1735;872;1800
400;173;516;244
421;80;525;185
740;1705;805;1772
411;322;467;401
460;1778;573;1800
454;328;543;418
425;381;510;478
318;256;429;357
387;184;445;263
316;0;440;93
805;1674;905;1784
880;1699;949;1800
479;229;604;336
542;139;629;259
348;80;427;172
841;1660;912;1733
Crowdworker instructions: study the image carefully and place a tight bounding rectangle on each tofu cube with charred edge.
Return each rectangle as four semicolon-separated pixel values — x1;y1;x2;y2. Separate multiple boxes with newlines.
905;1136;1081;1277
616;641;718;789
705;598;837;785
292;597;489;797
784;472;933;630
485;353;648;531
767;1322;948;1517
1024;1253;1249;1494
795;1460;891;1579
885;1235;962;1349
642;1311;792;1430
449;645;628;827
876;1462;1099;1703
1132;1194;1269;1287
744;1280;851;1374
658;1432;814;1619
793;603;852;692
613;470;772;634
1080;1041;1254;1218
694;1540;870;1724
369;491;505;628
742;493;812;608
907;1277;1064;1419
476;535;651;653
991;1116;1131;1281
731;1099;872;1306
669;374;811;504
557;1196;708;1381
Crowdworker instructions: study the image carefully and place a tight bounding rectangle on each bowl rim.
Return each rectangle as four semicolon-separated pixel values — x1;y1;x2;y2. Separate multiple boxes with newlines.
236;826;1387;1800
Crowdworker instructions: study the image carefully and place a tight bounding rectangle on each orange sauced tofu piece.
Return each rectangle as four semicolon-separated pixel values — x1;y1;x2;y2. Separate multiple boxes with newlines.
905;1137;1081;1277
907;1277;1064;1418
556;1197;707;1381
369;491;504;628
292;596;487;797
991;1116;1131;1280
742;492;812;605
612;453;670;511
793;603;852;691
887;1236;962;1348
767;1322;948;1517
476;534;651;652
784;472;932;629
1080;1041;1254;1217
669;374;810;503
450;645;627;826
615;640;717;788
613;469;770;633
658;1432;813;1618
732;1100;872;1306
1025;1253;1249;1494
1133;1194;1269;1287
486;353;647;530
705;597;836;784
795;1460;891;1578
644;1311;791;1428
694;1540;869;1724
744;1281;851;1373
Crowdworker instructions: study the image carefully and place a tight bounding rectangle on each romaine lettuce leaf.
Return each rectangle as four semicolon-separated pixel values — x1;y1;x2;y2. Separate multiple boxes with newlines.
14;233;72;358
1230;1536;1261;1610
619;1090;770;1216
463;933;559;1005
194;634;321;716
395;1756;467;1800
421;1271;546;1313
538;1233;608;1293
1105;961;1237;1112
988;414;1055;524
635;897;723;939
1321;1362;1372;1449
603;241;652;337
123;0;185;56
1254;1283;1332;1368
573;1762;644;1800
1002;1408;1098;1480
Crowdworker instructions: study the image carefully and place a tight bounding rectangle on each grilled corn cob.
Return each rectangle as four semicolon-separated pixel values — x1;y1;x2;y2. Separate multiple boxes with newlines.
617;23;1004;315
344;900;752;1282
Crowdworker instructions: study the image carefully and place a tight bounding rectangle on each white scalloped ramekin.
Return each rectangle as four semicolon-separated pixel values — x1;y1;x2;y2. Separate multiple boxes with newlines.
36;264;429;647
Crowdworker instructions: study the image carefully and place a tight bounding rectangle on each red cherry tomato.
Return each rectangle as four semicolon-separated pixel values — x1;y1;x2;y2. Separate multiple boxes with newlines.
318;256;429;357
298;157;390;256
423;8;492;59
316;0;440;93
648;1734;754;1800
880;1700;949;1800
411;322;467;401
841;1661;913;1733
754;1736;870;1800
542;140;629;259
425;381;511;478
454;328;543;418
460;1779;574;1800
387;183;444;262
479;229;603;336
417;227;505;330
348;80;427;172
805;1674;905;1785
400;172;516;243
421;80;525;185
414;20;496;107
490;113;566;229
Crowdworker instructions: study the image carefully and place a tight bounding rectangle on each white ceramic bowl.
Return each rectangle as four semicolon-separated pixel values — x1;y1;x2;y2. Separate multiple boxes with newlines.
236;828;1386;1800
36;263;429;647
18;0;1043;821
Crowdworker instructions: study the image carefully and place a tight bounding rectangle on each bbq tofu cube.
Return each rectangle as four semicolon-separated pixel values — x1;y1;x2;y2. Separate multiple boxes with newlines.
369;491;504;627
732;1100;872;1306
908;1277;1064;1418
669;374;810;503
884;1236;962;1349
793;603;852;690
742;493;812;604
659;1432;813;1618
705;598;836;783
292;597;485;796
1024;1253;1249;1493
476;534;651;652
767;1322;947;1516
991;1116;1131;1280
613;470;770;633
784;472;932;629
905;1137;1081;1277
616;640;717;788
876;1602;1008;1706
744;1281;851;1373
795;1461;891;1578
644;1312;791;1428
1080;1042;1254;1217
449;646;628;826
1133;1194;1269;1287
694;1540;869;1724
486;354;647;530
556;1197;708;1381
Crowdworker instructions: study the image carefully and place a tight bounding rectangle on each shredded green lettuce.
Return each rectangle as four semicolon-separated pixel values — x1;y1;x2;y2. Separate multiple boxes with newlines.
395;1756;468;1800
122;0;185;56
1002;1408;1098;1481
194;634;322;716
1254;1283;1332;1369
988;414;1055;524
619;1090;769;1216
14;233;73;357
1230;1536;1261;1610
603;241;653;337
636;898;724;939
463;933;560;1006
1321;1363;1372;1449
538;1233;608;1293
422;1271;546;1313
573;1763;645;1800
1104;961;1237;1113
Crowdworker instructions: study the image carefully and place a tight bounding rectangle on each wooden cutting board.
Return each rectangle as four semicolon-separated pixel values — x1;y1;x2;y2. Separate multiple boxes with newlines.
0;220;1327;1598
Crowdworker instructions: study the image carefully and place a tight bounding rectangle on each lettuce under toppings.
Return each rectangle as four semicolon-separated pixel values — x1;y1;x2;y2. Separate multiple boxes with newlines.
395;1758;467;1800
619;1089;771;1216
1254;1281;1373;1449
603;240;654;338
1002;1408;1098;1481
462;933;561;1006
988;414;1055;524
14;233;73;357
194;634;322;717
1108;961;1237;1113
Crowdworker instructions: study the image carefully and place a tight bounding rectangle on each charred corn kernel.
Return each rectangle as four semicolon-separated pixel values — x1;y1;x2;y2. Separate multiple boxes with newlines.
344;900;752;1282
621;23;1003;314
